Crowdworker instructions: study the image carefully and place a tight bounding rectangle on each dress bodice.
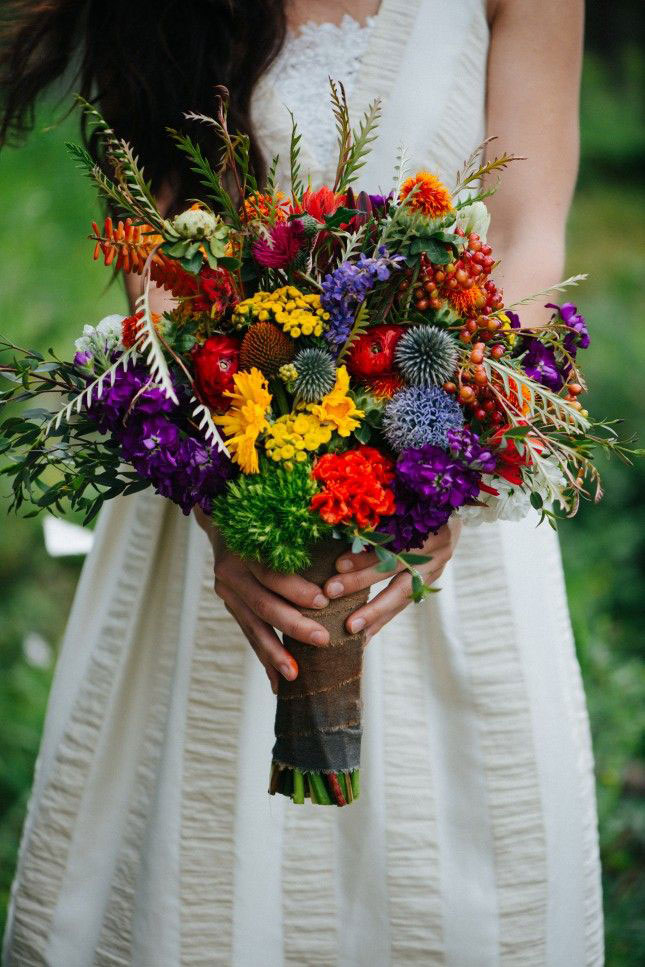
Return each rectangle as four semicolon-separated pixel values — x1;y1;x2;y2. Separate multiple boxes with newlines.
251;0;489;192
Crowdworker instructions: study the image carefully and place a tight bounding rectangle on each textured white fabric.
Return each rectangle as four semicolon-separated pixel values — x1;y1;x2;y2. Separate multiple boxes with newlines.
3;1;604;964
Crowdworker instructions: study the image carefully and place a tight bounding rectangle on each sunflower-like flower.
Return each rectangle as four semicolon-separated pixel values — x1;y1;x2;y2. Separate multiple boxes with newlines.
309;365;364;436
399;171;454;218
213;367;272;474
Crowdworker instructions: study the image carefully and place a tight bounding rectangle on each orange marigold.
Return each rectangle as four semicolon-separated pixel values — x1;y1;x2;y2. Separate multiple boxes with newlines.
399;171;453;217
311;447;395;530
243;192;289;222
448;284;486;317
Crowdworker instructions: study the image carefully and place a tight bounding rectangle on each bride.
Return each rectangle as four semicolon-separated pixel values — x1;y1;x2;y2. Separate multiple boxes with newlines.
1;1;603;964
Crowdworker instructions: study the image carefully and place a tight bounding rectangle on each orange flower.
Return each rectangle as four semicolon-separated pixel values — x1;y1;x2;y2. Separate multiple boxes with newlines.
121;310;161;349
448;284;486;317
243;192;289;222
399;171;453;217
311;447;395;529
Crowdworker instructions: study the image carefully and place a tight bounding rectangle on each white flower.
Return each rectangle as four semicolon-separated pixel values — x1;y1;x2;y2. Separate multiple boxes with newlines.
533;454;567;503
455;201;490;241
172;207;219;239
74;314;125;357
457;475;532;526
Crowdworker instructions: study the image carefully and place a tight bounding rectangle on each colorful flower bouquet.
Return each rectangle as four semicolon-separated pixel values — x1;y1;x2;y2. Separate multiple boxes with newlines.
0;86;638;807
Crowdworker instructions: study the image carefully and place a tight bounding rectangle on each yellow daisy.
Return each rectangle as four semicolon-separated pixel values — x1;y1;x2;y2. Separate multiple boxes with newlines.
214;368;272;474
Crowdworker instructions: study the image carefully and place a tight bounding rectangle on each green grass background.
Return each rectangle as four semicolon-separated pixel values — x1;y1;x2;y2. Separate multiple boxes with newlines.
1;49;644;963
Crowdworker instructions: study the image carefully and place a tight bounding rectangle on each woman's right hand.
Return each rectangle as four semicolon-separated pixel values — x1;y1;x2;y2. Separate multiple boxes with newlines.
212;543;331;695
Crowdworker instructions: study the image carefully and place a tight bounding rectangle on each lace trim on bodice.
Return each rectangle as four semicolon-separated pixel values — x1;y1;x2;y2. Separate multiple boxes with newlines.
264;14;376;175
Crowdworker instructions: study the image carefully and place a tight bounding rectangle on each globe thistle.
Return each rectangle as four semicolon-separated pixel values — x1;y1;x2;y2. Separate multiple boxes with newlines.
239;321;295;379
383;385;464;452
293;347;337;402
395;326;459;387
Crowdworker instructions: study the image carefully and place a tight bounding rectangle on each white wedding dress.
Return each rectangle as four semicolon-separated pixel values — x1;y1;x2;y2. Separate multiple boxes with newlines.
3;2;604;965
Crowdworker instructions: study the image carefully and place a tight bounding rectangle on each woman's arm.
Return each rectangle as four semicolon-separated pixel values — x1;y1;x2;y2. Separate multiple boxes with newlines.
485;0;584;327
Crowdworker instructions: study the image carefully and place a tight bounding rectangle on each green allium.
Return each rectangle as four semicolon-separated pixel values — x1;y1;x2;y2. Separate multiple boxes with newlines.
395;325;459;387
212;460;331;573
293;347;337;402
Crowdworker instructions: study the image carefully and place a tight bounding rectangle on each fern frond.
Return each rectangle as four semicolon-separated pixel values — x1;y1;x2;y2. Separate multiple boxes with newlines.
265;154;280;195
288;111;304;201
452;136;525;194
336;97;382;193
484;356;590;434
134;270;178;404
330;78;352;192
337;301;371;362
168;128;238;223
190;397;230;456
392;142;410;195
500;274;588;313
452;136;496;190
45;349;137;435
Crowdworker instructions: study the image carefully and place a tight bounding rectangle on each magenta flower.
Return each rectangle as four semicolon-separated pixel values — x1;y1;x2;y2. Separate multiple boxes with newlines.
252;220;305;268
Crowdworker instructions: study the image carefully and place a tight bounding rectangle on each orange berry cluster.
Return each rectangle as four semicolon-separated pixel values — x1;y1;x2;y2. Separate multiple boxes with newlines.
398;231;500;315
444;340;507;426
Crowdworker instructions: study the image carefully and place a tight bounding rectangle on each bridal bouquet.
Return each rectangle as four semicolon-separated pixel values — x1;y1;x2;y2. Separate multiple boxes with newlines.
1;85;637;806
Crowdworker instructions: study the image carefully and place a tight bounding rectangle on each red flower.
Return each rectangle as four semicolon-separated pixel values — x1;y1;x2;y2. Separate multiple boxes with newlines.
347;325;405;379
252;220;305;268
293;186;346;221
192;267;237;318
192;335;240;412
311;447;395;529
489;423;543;486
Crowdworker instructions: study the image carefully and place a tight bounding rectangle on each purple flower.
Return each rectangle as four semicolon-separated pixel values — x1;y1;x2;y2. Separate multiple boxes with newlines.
368;192;394;211
521;340;564;392
88;364;175;432
379;442;482;551
383;385;464;451
252;219;305;269
546;301;590;353
74;350;93;367
322;247;402;352
446;427;497;472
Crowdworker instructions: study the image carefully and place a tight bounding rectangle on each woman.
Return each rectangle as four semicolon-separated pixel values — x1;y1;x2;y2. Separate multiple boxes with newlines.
1;1;603;964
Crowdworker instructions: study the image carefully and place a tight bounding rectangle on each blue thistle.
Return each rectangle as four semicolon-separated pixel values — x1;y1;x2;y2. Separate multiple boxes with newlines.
395;326;459;387
293;347;337;402
383;386;464;452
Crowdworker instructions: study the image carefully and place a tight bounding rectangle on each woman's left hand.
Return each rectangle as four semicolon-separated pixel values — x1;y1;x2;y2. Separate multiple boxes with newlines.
323;520;462;643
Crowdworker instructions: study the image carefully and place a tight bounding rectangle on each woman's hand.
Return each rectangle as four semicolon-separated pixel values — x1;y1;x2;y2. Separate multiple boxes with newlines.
194;504;330;694
323;521;463;643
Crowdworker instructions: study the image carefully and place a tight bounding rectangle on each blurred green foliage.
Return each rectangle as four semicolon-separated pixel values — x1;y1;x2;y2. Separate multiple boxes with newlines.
0;49;644;966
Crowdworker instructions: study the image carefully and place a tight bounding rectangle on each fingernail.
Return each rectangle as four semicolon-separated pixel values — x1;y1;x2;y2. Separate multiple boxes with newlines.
327;580;343;598
312;593;329;608
337;559;353;572
280;658;298;680
311;630;328;645
349;617;365;633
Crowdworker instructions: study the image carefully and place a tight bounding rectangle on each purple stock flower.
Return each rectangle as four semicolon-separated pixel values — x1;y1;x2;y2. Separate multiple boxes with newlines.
446;427;497;473
74;350;93;367
88;364;174;432
379;441;483;551
321;247;402;352
521;340;564;392
546;302;590;353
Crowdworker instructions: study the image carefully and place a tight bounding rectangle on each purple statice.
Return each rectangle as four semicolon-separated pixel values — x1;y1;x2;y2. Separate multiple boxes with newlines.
321;246;403;352
379;443;482;551
383;385;464;452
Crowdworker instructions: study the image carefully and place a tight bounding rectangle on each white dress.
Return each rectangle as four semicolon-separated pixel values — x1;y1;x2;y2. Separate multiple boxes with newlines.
3;2;604;965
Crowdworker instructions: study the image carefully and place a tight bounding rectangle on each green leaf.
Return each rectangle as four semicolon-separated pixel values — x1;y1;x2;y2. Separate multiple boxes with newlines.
503;425;530;439
400;552;432;565
353;423;372;444
530;491;544;510
418;239;453;263
351;536;366;554
323;207;360;230
375;547;397;572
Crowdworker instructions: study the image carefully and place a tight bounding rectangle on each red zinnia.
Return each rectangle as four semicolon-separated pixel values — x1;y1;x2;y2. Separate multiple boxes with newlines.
311;447;395;530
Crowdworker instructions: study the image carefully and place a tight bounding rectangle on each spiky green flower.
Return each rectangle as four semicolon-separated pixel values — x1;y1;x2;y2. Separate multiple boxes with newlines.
293;347;337;402
212;459;331;573
395;325;459;387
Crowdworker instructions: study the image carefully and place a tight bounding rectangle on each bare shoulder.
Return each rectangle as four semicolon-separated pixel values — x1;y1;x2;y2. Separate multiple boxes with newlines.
487;0;584;33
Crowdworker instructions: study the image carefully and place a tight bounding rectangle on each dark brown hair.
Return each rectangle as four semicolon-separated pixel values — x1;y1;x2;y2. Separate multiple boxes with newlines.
0;0;287;209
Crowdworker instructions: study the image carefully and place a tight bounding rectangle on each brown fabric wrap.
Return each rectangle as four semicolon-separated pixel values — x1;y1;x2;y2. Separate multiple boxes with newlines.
271;540;369;772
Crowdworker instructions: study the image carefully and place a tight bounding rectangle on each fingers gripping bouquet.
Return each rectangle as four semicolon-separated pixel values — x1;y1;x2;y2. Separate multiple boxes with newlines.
1;85;639;807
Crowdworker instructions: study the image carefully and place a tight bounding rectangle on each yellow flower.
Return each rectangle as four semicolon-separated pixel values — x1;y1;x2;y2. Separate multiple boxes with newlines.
309;365;364;437
231;286;329;338
497;311;517;347
264;411;332;465
213;368;271;474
